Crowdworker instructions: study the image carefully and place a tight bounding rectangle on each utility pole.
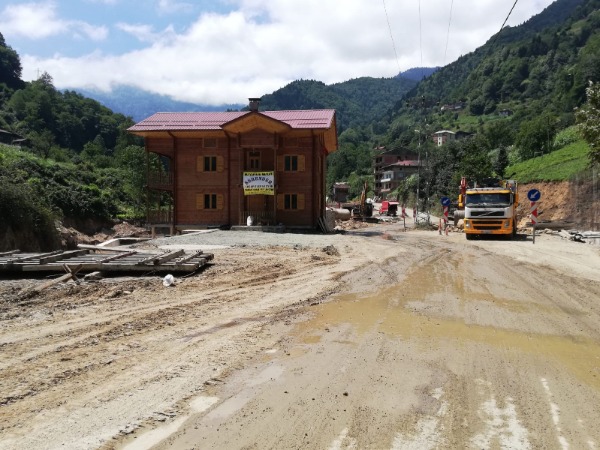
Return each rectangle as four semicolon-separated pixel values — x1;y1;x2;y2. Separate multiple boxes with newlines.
415;130;421;223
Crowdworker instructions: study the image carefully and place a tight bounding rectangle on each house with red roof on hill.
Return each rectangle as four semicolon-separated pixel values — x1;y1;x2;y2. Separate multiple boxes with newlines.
128;98;337;232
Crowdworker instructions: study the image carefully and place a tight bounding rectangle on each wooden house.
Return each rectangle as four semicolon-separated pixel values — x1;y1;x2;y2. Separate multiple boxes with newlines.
127;99;337;231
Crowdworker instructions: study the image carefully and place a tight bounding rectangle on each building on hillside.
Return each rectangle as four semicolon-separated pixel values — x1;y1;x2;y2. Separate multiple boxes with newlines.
432;129;475;146
373;147;420;198
432;130;456;146
127;99;337;232
0;129;25;146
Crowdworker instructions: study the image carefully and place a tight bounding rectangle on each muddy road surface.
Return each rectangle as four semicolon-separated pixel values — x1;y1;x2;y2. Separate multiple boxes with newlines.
1;226;600;450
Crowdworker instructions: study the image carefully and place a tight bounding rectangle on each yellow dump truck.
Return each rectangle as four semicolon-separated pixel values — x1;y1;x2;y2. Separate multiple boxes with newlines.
454;178;519;240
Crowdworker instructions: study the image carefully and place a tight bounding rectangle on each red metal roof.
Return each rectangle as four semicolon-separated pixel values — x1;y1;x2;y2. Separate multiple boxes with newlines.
128;110;335;132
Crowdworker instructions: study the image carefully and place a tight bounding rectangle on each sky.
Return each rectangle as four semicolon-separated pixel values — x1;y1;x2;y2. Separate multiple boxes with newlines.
1;0;556;106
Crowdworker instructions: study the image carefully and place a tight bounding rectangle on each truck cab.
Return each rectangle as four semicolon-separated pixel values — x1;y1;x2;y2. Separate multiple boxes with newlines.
463;180;518;239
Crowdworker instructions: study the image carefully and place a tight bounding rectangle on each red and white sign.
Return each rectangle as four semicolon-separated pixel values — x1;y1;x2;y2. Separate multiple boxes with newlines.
530;201;538;225
443;206;449;223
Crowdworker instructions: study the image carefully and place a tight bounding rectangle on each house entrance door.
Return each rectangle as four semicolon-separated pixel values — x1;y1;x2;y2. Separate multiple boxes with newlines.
245;195;274;225
243;148;276;225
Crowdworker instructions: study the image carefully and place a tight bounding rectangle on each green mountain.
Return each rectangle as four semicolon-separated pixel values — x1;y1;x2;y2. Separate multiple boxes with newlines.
259;77;417;133
384;0;600;144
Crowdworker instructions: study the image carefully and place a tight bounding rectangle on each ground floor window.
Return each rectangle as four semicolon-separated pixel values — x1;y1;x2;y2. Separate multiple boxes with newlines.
196;193;223;210
277;193;305;210
285;194;297;209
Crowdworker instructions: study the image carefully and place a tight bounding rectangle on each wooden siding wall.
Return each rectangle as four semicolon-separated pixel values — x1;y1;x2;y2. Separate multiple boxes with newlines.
146;131;327;228
146;138;175;157
276;135;315;227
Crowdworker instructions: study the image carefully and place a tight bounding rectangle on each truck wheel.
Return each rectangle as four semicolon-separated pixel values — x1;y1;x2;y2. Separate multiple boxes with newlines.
466;233;474;240
512;219;517;239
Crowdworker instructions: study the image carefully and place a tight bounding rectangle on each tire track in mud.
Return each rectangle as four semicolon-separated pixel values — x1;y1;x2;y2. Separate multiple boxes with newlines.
0;246;344;442
146;233;600;450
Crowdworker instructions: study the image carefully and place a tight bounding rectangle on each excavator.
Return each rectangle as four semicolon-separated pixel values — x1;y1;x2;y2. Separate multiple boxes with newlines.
340;180;373;219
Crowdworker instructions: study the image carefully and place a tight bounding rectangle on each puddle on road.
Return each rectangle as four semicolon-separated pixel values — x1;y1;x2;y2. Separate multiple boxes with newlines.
295;255;600;390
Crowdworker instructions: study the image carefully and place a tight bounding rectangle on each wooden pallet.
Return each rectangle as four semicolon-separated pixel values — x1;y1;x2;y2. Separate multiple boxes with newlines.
0;247;213;274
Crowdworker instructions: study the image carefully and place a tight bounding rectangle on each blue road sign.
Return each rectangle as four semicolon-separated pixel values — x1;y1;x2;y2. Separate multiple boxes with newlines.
527;189;541;202
441;196;451;206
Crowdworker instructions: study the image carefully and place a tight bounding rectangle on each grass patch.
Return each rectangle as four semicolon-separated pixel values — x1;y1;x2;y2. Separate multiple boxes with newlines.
505;140;590;183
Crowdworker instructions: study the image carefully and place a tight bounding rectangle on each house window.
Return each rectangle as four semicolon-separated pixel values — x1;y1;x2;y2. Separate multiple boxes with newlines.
196;193;223;210
285;155;298;171
204;156;217;172
249;150;260;170
197;155;224;172
278;154;305;172
285;194;298;210
277;193;305;211
205;194;217;209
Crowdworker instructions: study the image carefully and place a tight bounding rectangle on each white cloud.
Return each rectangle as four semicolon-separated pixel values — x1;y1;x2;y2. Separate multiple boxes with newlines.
0;2;67;39
157;0;193;15
20;0;556;105
0;1;108;41
116;23;176;43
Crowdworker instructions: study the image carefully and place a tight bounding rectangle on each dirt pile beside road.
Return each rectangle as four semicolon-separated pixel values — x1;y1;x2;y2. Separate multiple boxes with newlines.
518;179;599;230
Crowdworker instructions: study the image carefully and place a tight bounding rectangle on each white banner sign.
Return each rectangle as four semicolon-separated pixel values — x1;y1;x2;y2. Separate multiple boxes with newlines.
243;172;274;195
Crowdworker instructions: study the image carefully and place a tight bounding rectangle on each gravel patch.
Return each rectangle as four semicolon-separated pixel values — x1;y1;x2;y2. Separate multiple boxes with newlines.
135;229;354;250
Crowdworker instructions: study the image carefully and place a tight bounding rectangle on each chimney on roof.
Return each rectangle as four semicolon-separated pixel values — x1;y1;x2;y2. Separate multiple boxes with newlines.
248;97;261;112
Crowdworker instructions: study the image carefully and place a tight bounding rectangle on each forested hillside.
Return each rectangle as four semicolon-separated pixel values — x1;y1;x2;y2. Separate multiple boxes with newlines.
259;77;416;132
0;32;146;251
325;0;600;203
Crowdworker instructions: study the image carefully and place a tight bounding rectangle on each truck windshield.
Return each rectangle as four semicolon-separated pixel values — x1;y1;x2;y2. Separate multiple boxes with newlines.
465;193;511;206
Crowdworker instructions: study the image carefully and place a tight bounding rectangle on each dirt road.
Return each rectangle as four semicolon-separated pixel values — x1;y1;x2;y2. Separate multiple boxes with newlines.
1;225;600;449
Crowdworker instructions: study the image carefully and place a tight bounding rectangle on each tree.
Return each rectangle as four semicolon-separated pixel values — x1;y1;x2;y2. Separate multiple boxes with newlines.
515;114;557;159
114;145;147;216
485;120;515;148
576;81;600;165
456;136;494;186
493;146;509;178
0;32;24;90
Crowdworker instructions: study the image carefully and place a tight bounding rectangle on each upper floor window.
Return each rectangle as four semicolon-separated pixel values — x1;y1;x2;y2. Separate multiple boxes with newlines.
249;150;260;170
277;154;305;172
197;155;224;172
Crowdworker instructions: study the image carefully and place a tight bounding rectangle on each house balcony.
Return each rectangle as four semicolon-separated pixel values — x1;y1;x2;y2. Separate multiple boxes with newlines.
147;170;174;190
147;208;173;224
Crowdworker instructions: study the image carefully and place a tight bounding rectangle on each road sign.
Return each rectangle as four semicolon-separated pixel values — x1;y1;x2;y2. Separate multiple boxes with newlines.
440;196;451;206
530;201;538;224
527;189;541;202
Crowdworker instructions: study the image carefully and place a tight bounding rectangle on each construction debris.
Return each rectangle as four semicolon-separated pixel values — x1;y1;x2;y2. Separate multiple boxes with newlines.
0;247;213;274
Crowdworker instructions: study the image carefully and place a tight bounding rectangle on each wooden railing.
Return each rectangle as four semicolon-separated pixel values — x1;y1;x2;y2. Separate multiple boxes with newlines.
147;170;174;189
244;211;276;226
147;209;173;224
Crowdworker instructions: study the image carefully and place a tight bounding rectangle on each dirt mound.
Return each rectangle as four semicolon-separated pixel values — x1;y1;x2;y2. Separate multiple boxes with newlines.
57;221;150;249
518;180;599;230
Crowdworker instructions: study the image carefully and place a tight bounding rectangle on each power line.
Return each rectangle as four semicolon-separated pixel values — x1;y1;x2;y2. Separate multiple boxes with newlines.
443;0;454;66
499;0;520;32
418;0;423;79
382;0;402;76
491;0;520;46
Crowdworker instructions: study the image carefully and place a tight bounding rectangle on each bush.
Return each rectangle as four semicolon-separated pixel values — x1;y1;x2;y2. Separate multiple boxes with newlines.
554;125;581;149
0;177;59;250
